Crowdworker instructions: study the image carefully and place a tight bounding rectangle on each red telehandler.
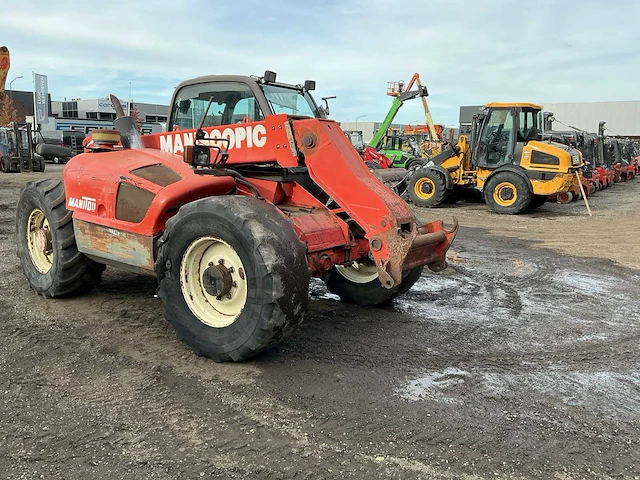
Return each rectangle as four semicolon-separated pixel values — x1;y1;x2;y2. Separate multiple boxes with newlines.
15;71;457;362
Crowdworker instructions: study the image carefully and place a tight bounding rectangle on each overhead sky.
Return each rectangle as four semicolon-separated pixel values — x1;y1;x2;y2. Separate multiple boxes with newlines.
4;0;639;127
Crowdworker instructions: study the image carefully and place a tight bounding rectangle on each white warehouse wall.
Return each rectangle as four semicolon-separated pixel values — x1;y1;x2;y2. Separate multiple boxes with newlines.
543;101;640;137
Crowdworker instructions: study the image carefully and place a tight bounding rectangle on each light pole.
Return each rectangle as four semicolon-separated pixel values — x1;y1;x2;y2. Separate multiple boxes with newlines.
9;75;23;101
355;114;367;132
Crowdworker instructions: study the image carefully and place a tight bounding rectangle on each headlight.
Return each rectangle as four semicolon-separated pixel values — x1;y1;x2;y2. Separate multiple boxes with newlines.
571;154;580;166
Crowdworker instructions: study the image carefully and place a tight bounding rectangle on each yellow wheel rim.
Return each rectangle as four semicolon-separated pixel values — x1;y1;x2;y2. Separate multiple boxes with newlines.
414;177;436;200
180;236;248;328
493;181;518;207
26;209;53;274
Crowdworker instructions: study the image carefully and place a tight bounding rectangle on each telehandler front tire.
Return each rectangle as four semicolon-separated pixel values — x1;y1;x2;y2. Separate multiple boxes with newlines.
156;196;310;362
407;168;447;208
323;263;423;306
16;180;104;297
484;172;532;214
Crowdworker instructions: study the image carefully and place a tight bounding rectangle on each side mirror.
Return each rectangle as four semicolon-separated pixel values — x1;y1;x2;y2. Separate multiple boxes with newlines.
419;85;428;97
304;80;316;91
321;96;336;117
263;70;277;83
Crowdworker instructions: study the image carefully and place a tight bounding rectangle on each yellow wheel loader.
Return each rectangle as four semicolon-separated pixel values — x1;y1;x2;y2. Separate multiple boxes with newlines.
407;103;583;214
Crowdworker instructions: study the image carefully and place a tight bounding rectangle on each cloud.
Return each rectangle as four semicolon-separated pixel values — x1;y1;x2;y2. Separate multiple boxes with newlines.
4;0;640;126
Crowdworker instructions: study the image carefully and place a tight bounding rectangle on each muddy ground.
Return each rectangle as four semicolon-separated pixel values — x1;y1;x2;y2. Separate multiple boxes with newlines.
1;166;639;479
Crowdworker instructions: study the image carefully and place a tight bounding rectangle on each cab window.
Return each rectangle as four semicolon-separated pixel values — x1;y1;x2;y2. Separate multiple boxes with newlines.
171;82;264;130
476;109;515;166
518;109;537;142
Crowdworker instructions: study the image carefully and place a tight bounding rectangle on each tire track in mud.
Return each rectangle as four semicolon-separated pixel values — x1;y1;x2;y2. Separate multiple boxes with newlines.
265;228;640;478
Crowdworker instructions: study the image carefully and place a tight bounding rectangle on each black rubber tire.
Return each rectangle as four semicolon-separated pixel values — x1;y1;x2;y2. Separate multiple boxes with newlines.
0;156;9;173
527;194;549;210
36;143;73;160
366;161;381;170
15;179;105;298
155;196;311;362
323;265;424;307
484;172;532;214
407;168;447;208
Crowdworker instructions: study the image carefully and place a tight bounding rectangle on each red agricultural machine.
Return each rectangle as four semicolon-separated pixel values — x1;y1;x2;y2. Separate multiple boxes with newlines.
15;71;457;362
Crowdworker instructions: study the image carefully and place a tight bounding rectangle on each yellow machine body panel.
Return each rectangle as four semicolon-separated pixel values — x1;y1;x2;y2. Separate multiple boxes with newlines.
486;102;542;109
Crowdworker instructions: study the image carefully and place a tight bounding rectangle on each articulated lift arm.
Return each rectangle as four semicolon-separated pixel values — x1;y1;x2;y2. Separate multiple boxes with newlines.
403;73;438;142
368;88;427;151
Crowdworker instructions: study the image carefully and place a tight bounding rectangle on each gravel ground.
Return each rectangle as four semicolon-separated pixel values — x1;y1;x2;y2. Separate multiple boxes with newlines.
1;168;639;479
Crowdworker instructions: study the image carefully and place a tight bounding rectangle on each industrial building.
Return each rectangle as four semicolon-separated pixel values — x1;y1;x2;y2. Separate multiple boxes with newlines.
7;90;52;121
542;101;640;138
459;101;640;138
50;98;168;124
8;90;169;135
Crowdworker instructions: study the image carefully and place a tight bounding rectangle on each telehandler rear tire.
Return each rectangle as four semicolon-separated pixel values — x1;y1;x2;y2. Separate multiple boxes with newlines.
323;263;423;306
156;196;310;362
407;168;447;208
16;179;105;297
484;172;532;214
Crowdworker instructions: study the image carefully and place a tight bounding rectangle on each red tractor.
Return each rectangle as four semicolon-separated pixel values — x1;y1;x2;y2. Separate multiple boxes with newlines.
16;71;457;362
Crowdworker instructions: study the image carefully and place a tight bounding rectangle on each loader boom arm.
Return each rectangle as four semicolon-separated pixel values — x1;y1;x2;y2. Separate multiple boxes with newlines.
368;88;426;151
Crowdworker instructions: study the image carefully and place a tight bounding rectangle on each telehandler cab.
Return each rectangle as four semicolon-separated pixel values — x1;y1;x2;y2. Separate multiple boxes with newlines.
16;71;457;362
406;103;583;214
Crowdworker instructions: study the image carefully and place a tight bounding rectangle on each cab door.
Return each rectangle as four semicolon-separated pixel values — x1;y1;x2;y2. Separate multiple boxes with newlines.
474;108;515;168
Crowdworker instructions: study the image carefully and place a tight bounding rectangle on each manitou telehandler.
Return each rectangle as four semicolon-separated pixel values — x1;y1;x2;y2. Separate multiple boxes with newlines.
406;103;583;214
15;71;457;362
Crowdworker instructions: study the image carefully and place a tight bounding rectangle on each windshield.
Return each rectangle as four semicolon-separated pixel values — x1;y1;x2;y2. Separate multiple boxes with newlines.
261;85;319;118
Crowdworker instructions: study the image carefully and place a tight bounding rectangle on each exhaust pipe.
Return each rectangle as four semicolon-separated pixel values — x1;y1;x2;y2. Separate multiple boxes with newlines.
109;94;144;150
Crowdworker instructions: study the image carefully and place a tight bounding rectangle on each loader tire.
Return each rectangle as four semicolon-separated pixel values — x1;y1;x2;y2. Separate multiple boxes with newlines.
527;194;548;210
156;196;310;362
484;172;532;214
16;179;105;298
407;168;447;208
323;263;423;307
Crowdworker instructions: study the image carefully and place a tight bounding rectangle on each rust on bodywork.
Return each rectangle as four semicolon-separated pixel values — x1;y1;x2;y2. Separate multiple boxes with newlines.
73;219;155;274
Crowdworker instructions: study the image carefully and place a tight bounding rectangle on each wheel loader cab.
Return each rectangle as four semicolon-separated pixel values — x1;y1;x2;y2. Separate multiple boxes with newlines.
474;104;545;169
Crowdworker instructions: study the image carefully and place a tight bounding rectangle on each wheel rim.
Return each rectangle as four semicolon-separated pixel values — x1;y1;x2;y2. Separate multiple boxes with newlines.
335;261;379;284
180;236;248;328
26;209;53;274
414;177;435;200
493;181;517;207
